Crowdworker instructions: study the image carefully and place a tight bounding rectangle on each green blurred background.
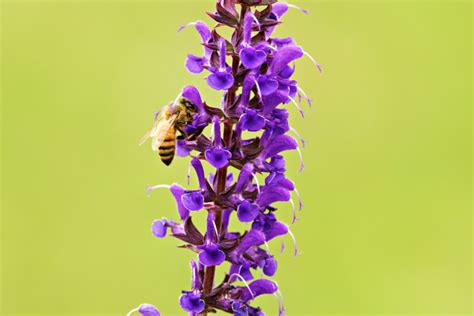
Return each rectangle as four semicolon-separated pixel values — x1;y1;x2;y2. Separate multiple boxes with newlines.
1;0;471;315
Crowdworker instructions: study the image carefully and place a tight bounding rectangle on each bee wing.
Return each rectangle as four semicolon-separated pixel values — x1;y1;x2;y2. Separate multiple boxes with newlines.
138;106;170;146
138;119;160;146
151;114;178;151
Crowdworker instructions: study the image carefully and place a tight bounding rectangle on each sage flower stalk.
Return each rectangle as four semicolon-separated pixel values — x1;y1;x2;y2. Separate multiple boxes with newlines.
129;1;320;315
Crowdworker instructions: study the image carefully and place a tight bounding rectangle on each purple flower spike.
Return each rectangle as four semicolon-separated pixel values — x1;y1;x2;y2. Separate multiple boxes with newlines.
205;147;232;169
138;304;161;316
199;243;225;266
137;0;319;313
240;109;265;132
151;219;167;238
237;200;260;222
240;47;267;69
179;292;205;313
181;190;204;211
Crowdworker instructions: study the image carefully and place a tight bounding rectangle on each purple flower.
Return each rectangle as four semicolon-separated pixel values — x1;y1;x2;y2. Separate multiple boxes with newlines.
237;200;259;222
257;76;279;96
240;109;265;132
185;54;206;74
169;184;190;220
138;304;161;316
207;38;234;90
198;242;225;266
240;47;267;69
204;116;232;168
239;279;278;302
179;292;205;313
205;148;232;169
262;256;278;276
181;190;204;211
151;219;167;238
207;71;234;90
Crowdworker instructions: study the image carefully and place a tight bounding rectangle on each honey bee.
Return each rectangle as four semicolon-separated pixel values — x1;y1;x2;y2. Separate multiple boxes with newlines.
140;98;196;165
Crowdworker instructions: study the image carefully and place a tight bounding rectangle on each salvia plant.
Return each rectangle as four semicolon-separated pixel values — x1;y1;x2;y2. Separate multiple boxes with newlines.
128;1;320;315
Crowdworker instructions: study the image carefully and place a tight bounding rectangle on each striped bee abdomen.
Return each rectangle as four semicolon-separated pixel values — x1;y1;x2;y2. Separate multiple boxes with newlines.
159;126;176;166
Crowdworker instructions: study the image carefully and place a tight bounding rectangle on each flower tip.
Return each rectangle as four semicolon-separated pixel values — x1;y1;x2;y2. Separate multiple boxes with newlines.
298;163;305;173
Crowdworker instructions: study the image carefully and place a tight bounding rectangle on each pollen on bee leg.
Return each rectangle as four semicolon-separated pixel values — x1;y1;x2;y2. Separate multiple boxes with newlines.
146;184;171;197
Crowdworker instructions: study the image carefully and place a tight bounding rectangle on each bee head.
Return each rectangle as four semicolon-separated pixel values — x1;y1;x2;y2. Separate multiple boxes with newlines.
180;98;196;112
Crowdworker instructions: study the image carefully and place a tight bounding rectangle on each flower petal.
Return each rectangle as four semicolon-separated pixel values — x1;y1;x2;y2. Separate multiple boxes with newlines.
138;304;161;316
179;292;205;313
269;45;303;75
257;76;279;96
207;71;234;90
185;54;205;74
199;243;226;266
181;86;204;112
240;109;266;132
181;191;204;211
240;279;278;302
205;147;232;169
237;200;260;222
261;135;298;159
263;256;278;276
151;219;167;238
169;183;190;220
240;47;266;69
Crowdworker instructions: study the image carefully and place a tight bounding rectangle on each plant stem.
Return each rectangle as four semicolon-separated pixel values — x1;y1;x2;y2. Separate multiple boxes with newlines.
201;5;245;314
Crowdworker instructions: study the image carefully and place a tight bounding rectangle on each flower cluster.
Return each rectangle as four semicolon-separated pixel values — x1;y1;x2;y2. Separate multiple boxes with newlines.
130;1;319;315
